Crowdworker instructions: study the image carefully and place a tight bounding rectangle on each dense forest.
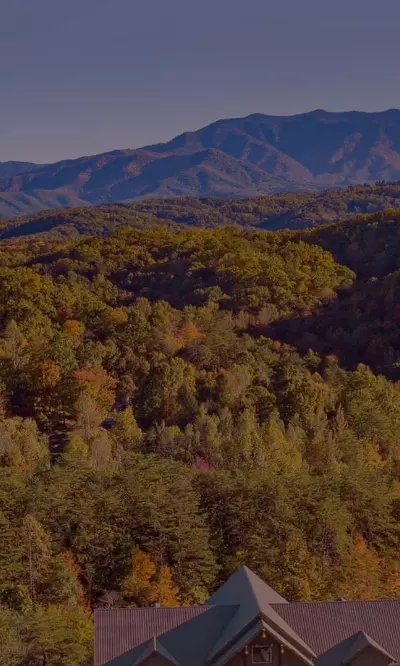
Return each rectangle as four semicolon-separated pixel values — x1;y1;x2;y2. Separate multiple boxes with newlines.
1;202;400;666
2;181;400;241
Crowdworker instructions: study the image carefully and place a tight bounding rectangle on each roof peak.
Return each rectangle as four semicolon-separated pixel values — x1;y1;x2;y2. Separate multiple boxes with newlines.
206;566;287;608
343;631;396;665
206;567;315;664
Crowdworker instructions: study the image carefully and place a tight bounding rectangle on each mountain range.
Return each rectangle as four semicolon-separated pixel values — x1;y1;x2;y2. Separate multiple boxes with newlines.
2;109;400;217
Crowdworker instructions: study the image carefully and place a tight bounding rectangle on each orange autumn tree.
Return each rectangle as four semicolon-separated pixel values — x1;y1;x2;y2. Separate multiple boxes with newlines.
121;549;180;607
163;320;203;354
63;319;85;341
72;366;116;412
121;549;155;604
335;536;382;600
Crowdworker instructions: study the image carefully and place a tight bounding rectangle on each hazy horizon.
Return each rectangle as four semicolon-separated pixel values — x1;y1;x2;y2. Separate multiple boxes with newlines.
3;0;400;163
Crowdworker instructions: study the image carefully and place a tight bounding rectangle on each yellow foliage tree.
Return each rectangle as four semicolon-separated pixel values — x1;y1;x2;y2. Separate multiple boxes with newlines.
121;550;180;607
149;566;180;607
121;550;156;604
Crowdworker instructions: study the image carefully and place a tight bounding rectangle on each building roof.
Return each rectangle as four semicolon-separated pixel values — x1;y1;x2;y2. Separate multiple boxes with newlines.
149;605;238;666
131;637;181;666
95;568;400;666
343;631;396;665
206;566;315;664
271;599;400;665
94;606;210;666
308;630;397;666
207;566;288;607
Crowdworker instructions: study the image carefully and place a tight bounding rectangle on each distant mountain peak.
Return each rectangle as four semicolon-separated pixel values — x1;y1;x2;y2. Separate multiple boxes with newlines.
2;109;400;217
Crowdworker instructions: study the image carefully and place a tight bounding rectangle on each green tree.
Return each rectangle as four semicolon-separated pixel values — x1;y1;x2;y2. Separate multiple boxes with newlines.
0;605;23;666
25;604;93;666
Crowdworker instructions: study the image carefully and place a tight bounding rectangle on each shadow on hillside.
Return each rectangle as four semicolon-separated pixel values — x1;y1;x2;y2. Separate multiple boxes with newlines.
1;216;62;239
263;274;400;379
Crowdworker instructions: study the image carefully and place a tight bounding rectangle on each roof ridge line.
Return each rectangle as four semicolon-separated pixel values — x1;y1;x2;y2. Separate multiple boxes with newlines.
272;598;400;606
95;605;214;612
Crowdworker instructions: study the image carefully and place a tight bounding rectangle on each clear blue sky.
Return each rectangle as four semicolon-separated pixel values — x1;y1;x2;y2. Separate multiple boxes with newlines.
2;0;400;163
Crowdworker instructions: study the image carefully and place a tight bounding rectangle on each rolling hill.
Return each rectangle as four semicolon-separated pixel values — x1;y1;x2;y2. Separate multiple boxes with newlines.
3;109;400;217
1;181;400;240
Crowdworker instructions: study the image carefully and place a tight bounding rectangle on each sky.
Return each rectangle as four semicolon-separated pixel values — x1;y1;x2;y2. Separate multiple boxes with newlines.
2;0;400;163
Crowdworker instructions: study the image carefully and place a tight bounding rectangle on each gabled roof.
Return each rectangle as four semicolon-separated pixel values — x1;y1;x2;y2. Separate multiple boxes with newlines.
310;629;397;666
153;605;238;666
95;568;400;666
131;637;180;666
343;631;396;665
211;618;315;666
206;567;315;664
272;599;400;665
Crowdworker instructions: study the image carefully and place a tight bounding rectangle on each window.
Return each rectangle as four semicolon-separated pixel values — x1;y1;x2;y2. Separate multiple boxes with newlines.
252;645;273;664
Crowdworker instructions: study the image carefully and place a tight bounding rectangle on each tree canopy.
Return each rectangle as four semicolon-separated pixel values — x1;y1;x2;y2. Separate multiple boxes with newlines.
0;201;400;665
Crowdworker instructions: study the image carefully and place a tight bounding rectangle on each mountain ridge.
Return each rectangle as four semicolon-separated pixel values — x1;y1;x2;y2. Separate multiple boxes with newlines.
1;181;400;241
0;160;42;179
3;109;400;217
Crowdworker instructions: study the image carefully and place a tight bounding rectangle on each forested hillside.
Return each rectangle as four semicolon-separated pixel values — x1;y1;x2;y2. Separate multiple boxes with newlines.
1;215;400;666
1;180;400;238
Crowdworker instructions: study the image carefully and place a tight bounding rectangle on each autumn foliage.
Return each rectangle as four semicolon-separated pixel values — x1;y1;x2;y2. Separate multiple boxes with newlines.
121;550;180;607
0;208;400;665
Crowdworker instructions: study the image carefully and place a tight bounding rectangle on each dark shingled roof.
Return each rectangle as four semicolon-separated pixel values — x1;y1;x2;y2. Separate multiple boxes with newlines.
271;599;400;665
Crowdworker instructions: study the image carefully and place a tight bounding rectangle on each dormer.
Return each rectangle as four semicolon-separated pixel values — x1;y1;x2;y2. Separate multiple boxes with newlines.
342;631;396;666
317;631;396;666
